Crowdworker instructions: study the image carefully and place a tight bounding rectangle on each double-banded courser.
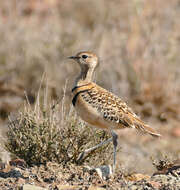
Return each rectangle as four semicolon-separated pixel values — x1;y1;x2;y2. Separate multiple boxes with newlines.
68;51;161;174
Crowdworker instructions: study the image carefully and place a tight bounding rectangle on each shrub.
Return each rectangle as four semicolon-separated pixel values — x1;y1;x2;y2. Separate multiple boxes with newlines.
5;88;112;166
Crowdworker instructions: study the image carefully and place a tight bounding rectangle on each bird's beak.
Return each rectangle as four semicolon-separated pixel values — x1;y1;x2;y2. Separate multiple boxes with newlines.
68;56;79;60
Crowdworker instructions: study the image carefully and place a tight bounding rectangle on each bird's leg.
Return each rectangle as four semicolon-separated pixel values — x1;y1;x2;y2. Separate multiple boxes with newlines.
77;137;113;163
111;131;118;172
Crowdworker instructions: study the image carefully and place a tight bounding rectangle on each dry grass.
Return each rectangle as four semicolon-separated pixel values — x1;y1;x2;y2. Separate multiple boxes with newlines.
5;82;112;166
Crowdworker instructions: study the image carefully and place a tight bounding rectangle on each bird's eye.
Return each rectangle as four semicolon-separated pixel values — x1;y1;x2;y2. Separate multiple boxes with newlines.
82;55;88;59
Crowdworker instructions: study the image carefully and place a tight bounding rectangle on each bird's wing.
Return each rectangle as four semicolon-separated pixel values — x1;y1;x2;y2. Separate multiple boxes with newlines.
81;83;161;137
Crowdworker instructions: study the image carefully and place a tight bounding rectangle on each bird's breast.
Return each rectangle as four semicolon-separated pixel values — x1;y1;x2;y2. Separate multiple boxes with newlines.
72;92;109;130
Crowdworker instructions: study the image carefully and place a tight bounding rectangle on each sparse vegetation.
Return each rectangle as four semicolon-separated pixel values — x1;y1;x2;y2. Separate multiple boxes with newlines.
5;87;112;166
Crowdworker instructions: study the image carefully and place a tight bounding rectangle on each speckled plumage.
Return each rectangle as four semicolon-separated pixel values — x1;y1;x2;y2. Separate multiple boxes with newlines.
68;51;161;176
72;82;160;136
69;51;160;137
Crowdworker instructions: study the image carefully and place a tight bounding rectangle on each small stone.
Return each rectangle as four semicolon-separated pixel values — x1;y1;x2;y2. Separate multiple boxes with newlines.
88;185;106;190
16;177;26;185
127;173;150;181
84;165;112;180
56;185;80;190
23;184;46;190
9;159;26;167
148;181;161;189
0;162;6;170
171;127;180;137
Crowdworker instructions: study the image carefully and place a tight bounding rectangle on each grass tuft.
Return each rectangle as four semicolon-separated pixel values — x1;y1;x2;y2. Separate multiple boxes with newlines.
5;84;112;166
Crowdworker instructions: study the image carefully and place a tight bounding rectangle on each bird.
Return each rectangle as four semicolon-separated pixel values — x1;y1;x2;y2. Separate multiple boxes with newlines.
68;51;161;176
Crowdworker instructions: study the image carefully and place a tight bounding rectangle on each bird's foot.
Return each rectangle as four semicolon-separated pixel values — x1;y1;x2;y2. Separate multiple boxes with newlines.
76;151;86;164
84;165;113;180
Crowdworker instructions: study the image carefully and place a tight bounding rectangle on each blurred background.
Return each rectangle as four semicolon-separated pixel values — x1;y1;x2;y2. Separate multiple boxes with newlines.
0;0;180;174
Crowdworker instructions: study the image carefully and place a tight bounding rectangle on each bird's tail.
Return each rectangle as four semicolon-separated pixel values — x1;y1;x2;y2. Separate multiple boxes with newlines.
133;117;161;137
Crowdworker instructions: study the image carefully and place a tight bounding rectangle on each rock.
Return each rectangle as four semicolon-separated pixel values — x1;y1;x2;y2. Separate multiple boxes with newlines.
148;181;161;189
88;185;106;190
127;173;150;181
9;159;26;167
84;165;112;180
56;185;80;190
152;173;180;189
23;184;46;190
0;162;6;170
171;127;180;137
0;168;23;178
16;177;26;185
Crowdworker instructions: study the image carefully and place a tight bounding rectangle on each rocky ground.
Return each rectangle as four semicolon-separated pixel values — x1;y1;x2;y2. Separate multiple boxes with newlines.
0;159;179;190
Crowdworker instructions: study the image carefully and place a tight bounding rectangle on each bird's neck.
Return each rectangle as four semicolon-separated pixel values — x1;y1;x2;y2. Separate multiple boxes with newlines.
75;66;95;86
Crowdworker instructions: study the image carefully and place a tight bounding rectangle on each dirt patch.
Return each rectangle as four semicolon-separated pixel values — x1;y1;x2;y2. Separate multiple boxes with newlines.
0;160;179;190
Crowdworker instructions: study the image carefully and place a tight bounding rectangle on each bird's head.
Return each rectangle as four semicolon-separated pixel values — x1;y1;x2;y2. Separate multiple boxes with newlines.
68;51;98;70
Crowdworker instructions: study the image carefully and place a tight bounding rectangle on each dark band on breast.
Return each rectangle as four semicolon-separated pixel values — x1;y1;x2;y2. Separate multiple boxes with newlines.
72;90;88;106
72;83;91;92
